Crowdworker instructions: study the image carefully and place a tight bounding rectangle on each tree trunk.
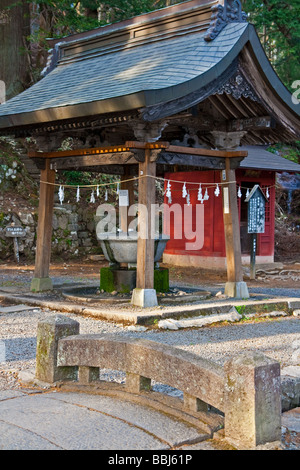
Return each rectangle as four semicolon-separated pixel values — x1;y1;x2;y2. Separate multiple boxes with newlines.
0;0;31;100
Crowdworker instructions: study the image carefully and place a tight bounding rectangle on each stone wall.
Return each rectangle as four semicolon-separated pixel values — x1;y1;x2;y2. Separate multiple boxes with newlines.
0;202;101;261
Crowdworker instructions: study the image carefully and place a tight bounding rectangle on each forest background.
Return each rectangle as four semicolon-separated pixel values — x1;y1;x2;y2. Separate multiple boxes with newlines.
0;0;299;264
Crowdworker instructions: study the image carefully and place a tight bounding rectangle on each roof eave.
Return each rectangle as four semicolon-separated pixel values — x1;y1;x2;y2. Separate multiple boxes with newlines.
0;91;147;130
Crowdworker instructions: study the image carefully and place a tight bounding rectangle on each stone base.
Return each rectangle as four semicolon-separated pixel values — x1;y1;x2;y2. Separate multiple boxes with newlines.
131;288;158;308
224;281;249;299
100;267;169;294
100;267;136;293
31;277;53;292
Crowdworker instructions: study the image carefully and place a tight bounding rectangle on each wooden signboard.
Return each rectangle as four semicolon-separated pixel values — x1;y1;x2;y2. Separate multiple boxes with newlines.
5;226;26;238
246;185;267;234
245;185;267;279
5;224;26;263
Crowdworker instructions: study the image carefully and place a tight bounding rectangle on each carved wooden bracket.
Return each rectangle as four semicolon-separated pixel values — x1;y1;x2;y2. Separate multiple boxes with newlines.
129;120;169;142
210;130;247;150
215;67;259;102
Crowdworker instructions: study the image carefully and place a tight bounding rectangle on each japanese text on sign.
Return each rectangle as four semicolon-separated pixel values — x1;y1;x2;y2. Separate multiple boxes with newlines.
248;196;265;233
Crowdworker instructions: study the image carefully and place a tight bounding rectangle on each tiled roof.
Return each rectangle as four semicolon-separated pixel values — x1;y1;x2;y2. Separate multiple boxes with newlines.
239;146;300;173
0;0;298;139
0;22;248;119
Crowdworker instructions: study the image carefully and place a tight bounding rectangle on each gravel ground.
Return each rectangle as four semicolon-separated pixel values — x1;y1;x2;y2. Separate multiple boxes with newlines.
1;304;300;387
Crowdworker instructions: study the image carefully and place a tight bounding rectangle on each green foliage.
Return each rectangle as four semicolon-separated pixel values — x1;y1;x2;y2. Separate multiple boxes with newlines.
60;170;119;199
268;141;300;163
28;0;184;39
243;0;300;89
15;0;299;93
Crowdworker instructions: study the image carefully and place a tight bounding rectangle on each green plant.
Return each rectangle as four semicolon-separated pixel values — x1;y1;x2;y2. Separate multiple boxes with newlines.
236;305;246;316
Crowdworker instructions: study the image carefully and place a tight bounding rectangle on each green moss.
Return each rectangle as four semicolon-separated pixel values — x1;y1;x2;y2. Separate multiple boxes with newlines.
100;267;169;293
118;283;129;294
154;268;169;293
100;267;115;292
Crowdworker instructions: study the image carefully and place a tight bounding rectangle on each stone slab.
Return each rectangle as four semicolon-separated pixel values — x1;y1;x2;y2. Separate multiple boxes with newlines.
0;391;208;450
0;305;40;314
1;291;300;325
30;277;53;292
0;390;28;401
0;420;61;450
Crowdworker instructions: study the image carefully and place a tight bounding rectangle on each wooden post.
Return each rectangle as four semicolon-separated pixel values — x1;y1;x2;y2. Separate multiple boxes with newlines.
222;158;249;298
131;148;158;307
250;233;257;280
31;159;55;292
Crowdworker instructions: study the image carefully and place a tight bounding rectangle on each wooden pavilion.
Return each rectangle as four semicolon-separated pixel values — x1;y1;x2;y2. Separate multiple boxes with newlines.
0;0;299;307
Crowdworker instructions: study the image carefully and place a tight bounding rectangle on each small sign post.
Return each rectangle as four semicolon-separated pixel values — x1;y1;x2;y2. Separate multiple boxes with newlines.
5;225;26;263
118;189;129;233
245;185;267;280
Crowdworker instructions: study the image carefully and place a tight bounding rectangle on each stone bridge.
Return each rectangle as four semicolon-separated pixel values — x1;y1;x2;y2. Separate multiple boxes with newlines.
35;315;282;450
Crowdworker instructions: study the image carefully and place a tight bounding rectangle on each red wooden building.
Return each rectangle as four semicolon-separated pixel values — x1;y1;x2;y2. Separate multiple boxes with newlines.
163;146;300;269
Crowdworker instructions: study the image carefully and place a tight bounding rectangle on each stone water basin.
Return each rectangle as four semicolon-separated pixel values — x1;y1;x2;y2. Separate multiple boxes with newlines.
97;231;170;266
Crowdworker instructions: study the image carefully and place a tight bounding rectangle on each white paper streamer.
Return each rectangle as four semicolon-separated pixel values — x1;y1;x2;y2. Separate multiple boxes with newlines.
166;180;172;204
182;182;187;198
214;184;220;197
197;184;203;203
186;191;190;206
58;185;64;205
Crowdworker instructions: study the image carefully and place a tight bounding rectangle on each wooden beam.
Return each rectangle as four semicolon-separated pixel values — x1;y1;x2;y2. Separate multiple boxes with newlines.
30;159;55;292
125;141;170;150
28;145;131;159
126;141;248;158
166;145;247;158
157;152;244;169
48;152;137;170
227;116;275;132
30;142;247;168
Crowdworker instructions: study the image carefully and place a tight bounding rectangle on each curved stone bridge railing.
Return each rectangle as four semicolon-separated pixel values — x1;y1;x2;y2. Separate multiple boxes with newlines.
35;315;282;450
